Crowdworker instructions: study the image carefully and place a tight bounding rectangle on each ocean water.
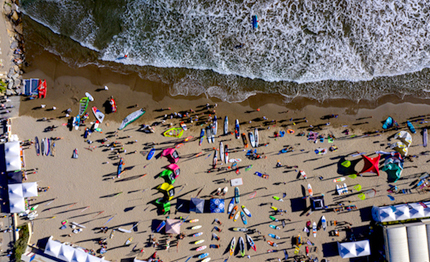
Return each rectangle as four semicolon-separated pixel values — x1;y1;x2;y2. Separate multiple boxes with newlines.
20;0;430;102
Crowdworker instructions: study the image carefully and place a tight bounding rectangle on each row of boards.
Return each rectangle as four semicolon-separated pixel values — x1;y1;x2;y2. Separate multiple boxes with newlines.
34;137;55;157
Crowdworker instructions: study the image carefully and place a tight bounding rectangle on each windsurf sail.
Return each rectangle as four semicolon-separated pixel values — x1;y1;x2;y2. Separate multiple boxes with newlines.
79;97;89;116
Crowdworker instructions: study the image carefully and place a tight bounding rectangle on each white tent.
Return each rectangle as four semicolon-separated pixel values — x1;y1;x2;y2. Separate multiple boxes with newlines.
8;184;23;198
45;237;62;258
22;182;38;197
373;206;396;222
406;223;429;262
385;225;410;262
71;250;87;262
395;205;410;220
5;141;21;172
58;245;75;262
408;203;424;219
9;197;25;213
86;256;101;262
338;242;357;258
355;240;371;257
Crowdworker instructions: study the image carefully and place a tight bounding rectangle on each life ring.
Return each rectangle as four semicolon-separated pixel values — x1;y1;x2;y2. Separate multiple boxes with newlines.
287;129;295;134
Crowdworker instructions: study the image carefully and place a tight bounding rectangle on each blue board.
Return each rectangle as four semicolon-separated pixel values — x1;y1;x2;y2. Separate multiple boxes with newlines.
147;148;155;160
407;121;416;134
252;15;258;29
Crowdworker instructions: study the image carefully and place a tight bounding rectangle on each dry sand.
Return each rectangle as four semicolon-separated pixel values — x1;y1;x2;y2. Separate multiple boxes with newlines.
11;77;430;262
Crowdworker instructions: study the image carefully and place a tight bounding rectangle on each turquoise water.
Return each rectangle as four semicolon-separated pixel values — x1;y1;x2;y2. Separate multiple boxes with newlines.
21;0;430;102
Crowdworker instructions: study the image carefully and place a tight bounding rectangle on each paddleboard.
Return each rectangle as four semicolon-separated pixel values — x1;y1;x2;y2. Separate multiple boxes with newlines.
229;237;235;256
198;253;209;259
224;144;229;164
240;211;247;225
194;240;204;245
191;225;202;230
233;227;248;232
41;138;44;156
189;219;199;223
206;126;212;143
163;127;184;138
249;132;255;148
246;234;256;251
321;216;326;231
424;128;428;147
119;108;145;130
228;199;234;214
196;245;207;251
229;206;238;219
199;128;205;146
241;133;248;148
213;115;217;136
333;177;346;183
213;149;217;169
79;97;89;116
219;142;224;163
46;138;50;156
312;222;317;237
233;210;240;222
239;236;245;257
35;137;40;156
210;123;215;143
229;158;241;163
91;107;105;123
241;205;252;217
193;232;203;237
85;92;94;101
235;187;240;204
224;116;228;135
254;128;259;147
235;119;240;139
147;148;155;160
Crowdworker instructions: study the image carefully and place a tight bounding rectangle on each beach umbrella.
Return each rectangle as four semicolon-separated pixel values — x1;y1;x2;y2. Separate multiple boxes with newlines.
190;198;205;213
22;182;38;197
210;198;225;213
165;219;181;234
44;238;62;258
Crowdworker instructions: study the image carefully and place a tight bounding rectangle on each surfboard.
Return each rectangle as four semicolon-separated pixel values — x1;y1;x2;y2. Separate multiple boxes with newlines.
235;119;240;139
198;253;209;259
246;234;256;252
224;116;228;135
254;128;259;147
196;245;207;251
333;177;346;183
210;123;215;143
194;240;204;245
191;225;202;230
41;138;44;156
91;107;105;123
229;237;235;256
424;128;428;147
239;236;245;257
321;216;326;231
119;108;145;130
206;126;212;144
220;142;224;163
312;222;317;237
233;209;240;222
35;136;40;156
241;205;252;217
308;184;313;196
228;198;234;214
240;211;247;225
249;132;255;147
213;149;217;169
85;92;94;101
229;158;241;163
163;127;184;138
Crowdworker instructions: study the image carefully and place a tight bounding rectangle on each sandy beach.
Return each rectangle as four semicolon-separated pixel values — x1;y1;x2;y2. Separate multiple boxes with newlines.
10;66;430;262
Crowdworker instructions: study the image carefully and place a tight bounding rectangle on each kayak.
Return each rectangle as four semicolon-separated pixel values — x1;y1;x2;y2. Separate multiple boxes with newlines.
119;108;145;130
240;211;247;225
241;133;248;148
239;236;245;257
224;144;229;164
91;107;105;123
227;199;234;214
254;128;259;147
229;237;235;256
147;148;155;160
249;132;255;147
321;216;327;231
246;234;256;251
235;119;240;139
199;128;205;146
233;227;248;232
241;205;252;217
224;116;228;135
79;97;89;116
85;92;94;101
35;136;40;156
235;187;240;204
163;127;184;138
